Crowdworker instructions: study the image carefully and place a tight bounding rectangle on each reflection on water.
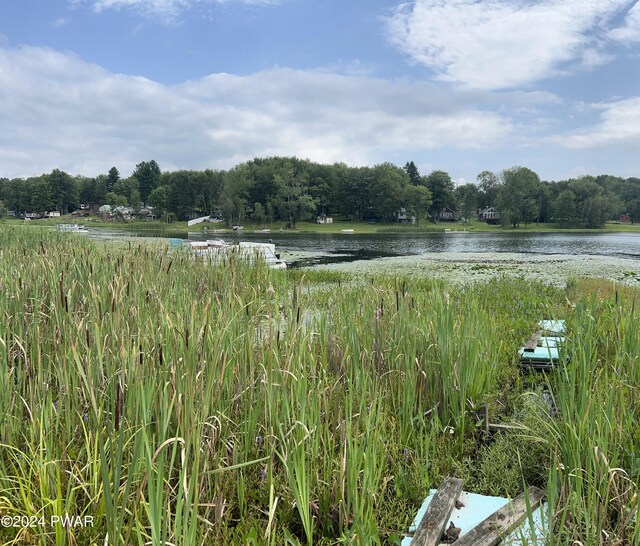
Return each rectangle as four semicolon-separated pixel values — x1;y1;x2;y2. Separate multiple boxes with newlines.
88;228;640;268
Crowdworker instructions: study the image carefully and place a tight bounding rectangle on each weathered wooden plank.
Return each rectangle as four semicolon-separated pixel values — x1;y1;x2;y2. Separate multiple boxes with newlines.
524;331;542;351
411;478;464;546
453;486;546;546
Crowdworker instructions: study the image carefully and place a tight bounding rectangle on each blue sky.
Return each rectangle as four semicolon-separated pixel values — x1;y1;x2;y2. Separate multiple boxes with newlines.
1;0;639;183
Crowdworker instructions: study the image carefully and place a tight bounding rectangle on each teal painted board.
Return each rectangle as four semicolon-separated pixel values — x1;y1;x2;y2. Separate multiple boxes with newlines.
539;336;564;349
538;320;566;334
403;491;547;546
518;346;560;362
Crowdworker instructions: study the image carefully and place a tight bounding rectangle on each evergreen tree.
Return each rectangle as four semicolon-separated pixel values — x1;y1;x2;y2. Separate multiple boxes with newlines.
107;167;120;193
404;161;421;185
132;160;161;204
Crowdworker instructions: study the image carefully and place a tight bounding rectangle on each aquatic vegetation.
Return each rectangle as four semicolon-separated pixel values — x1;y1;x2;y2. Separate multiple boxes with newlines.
0;227;637;545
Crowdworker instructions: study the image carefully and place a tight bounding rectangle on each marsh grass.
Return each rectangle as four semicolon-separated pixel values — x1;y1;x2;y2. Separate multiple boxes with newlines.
0;227;637;545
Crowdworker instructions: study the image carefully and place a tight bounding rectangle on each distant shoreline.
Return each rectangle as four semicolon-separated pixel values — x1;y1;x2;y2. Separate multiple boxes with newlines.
7;217;640;235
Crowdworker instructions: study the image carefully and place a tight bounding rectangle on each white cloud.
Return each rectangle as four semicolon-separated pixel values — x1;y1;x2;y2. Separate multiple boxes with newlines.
387;0;633;90
50;17;71;28
554;97;640;148
0;46;515;179
73;0;281;18
609;2;640;43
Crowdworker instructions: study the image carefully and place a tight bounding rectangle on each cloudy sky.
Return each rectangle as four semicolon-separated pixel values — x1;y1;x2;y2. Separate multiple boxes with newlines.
1;0;639;183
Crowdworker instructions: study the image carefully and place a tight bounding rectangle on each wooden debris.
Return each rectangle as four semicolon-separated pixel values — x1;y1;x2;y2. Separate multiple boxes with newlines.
452;486;546;546
411;477;464;546
523;331;542;351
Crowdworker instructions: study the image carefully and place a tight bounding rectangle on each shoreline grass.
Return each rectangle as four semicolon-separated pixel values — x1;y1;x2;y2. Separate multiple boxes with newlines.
0;225;637;545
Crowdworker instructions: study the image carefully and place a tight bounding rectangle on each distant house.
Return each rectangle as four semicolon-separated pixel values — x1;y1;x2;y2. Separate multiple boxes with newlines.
71;208;92;217
479;207;500;224
434;207;458;222
24;212;42;220
138;206;157;221
99;204;134;220
619;214;631;223
397;207;416;224
46;211;61;218
316;214;333;224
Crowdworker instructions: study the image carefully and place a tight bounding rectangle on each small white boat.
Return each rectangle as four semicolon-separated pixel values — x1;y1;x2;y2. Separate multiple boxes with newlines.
57;223;89;233
189;240;287;269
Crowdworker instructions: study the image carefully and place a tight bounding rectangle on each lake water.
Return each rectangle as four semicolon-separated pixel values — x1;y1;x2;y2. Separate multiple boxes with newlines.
87;228;640;268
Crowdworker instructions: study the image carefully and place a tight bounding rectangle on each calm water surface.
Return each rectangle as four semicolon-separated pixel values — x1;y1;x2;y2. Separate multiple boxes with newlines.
88;228;640;268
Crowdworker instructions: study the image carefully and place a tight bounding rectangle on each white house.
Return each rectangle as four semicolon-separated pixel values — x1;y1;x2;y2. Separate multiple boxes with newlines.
397;208;416;224
316;214;333;224
479;207;500;224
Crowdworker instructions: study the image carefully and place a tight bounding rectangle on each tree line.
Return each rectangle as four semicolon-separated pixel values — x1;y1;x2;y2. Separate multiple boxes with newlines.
1;158;638;228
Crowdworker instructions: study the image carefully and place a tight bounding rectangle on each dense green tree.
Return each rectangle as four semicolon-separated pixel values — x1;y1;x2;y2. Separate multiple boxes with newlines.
244;157;288;207
79;175;106;206
148;186;170;216
535;181;553;225
1;157;638;227
336;167;369;221
371;163;408;222
477;170;500;208
627;201;640;224
402;184;432;224
26;176;54;213
253;202;266;226
202;169;224;214
273;171;316;228
454;183;479;223
106;192;128;209
106;167;120;193
132;160;161;204
611;176;640;223
48;169;78;214
113;177;140;207
567;176;613;228
496;167;540;227
553;190;577;228
404;161;421;185
425;170;455;220
164;171;203;221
